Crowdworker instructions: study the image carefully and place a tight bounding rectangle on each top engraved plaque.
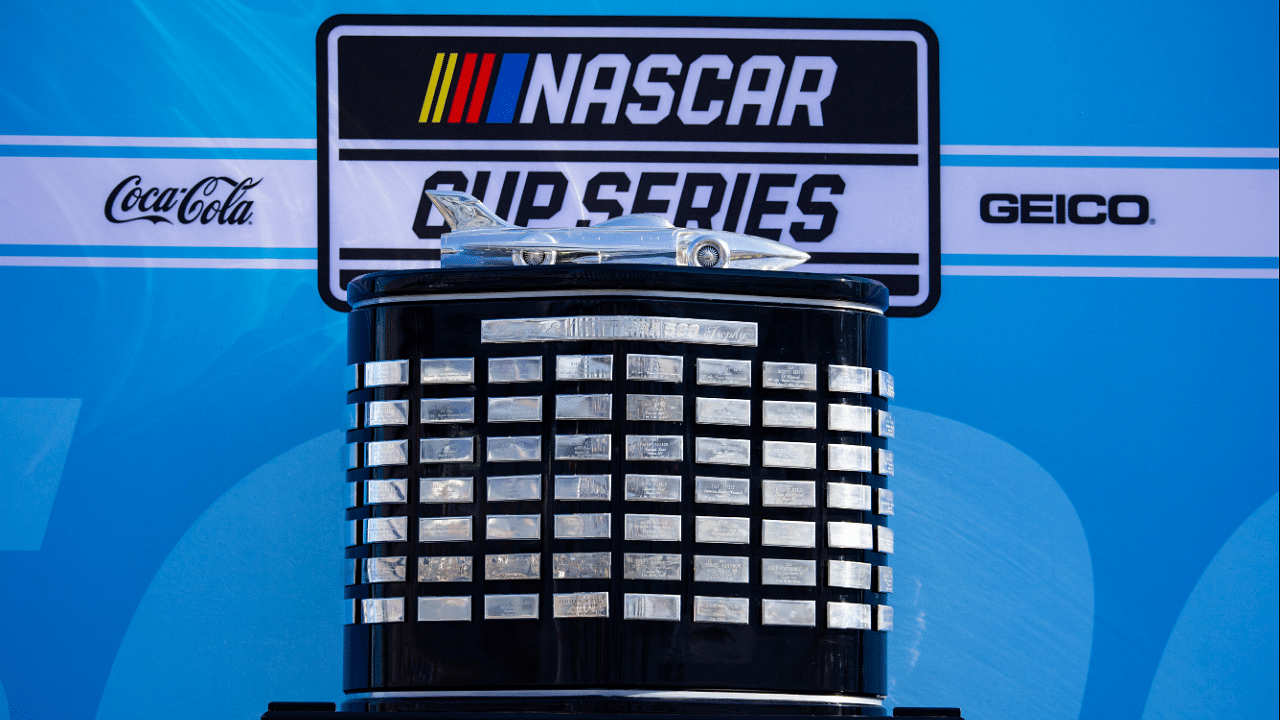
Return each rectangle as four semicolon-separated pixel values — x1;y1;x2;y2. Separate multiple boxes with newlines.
482;317;757;347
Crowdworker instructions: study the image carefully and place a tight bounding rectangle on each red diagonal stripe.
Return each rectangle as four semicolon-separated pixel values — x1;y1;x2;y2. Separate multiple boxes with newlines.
447;53;478;123
466;54;496;123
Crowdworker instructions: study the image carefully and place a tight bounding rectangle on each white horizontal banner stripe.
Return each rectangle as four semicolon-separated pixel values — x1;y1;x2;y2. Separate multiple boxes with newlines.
941;145;1279;158
0;257;316;270
0;135;315;149
943;266;1278;279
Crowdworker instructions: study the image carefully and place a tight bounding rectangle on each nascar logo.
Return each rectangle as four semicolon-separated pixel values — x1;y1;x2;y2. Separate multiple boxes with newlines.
418;52;527;124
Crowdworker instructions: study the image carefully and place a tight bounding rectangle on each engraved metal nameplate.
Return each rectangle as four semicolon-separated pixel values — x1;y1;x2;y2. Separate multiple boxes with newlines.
696;516;750;544
828;444;871;472
829;404;872;433
693;596;749;624
829;602;872;630
345;364;360;391
554;592;609;618
626;394;684;422
694;555;749;583
366;440;408;467
485;553;540;580
877;410;895;437
361;556;406;583
485;594;539;619
365;360;409;387
828;522;873;549
828;482;871;511
489;356;542;383
487;436;541;463
829;365;871;394
366;479;408;505
421;437;475;464
762;400;816;428
421;477;473;504
366;400;409;427
761;558;817;586
762;480;817;507
419;556;473;582
877;566;893;593
829;559;872;589
762;362;816;390
487;475;541;502
419;596;471;622
487;514;541;540
623;553;682;581
555;513;611;539
553;552;611;579
421;357;474;384
364;517;408;543
695;437;750;466
762;599;816;627
345;443;359;469
483;316;757;347
422;398;475;424
877;449;894;476
625;435;683;461
361;597;404;624
762;441;817;469
877;605;893;631
696;397;751;426
488;396;541;423
555;434;611;460
555;475;612;501
556;394;612;420
877;370;895;399
624;514;681;542
697;358;751;386
624;474;681;502
875;488;894;516
345;404;360;430
557;354;613;381
876;525;894;553
762;519;815;548
420;517;473;543
627;354;683;382
624;593;681;621
694;476;750;505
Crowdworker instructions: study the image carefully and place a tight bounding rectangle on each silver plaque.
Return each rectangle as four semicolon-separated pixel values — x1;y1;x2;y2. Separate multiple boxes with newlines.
422;397;475;424
366;440;408;467
694;555;749;583
482;316;757;347
364;360;409;387
419;556;473;582
366;400;409;427
486;436;540;463
345;443;359;469
695;437;750;466
554;592;609;618
487;474;541;502
421;357;475;384
626;394;684;422
624;514;681;542
829;559;872;589
366;479;409;505
877;370;895;399
420;516;473;543
695;397;751;426
828;365;872;394
877;449;895;477
361;597;405;624
828;522;873;549
486;514;541;540
828;444;871;472
876;604;894;631
345;403;360;430
556;354;613;381
876;525;895;554
762;599;816;627
623;553;682;581
828;602;872;630
625;435;684;461
877;566;893;593
696;358;751;387
875;488;894;516
553;552;611;579
488;396;541;423
485;553;540;580
693;596;750;624
364;517;408;543
761;558;817;586
419;596;471;622
626;354;683;382
484;594;539;620
762;361;816;390
421;437;475;464
624;474;681;502
828;482;871;511
696;516;750;544
361;556;407;583
555;434;611;460
762;441;817;469
489;356;543;383
345;363;360;391
624;593;681;621
829;404;872;433
762;519;815;548
554;475;612;501
762;480;817;507
762;400;816;429
421;477;474;504
347;481;359;509
877;410;895;438
555;513;611;539
555;394;612;420
694;476;750;505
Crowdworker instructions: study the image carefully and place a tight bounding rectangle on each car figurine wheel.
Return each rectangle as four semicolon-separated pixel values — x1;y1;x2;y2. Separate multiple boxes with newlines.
687;237;730;268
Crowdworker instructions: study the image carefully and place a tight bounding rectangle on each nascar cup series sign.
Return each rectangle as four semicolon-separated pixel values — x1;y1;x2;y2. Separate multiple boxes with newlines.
318;16;939;315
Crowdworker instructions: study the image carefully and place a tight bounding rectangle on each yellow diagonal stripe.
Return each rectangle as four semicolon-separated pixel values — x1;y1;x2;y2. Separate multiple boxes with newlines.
418;53;446;123
432;53;459;123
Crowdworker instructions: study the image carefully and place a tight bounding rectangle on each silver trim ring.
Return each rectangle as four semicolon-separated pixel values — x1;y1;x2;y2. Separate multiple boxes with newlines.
350;288;883;315
344;688;883;706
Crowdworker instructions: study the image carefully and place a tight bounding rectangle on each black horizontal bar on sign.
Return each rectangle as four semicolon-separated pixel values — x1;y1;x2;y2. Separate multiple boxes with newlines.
859;274;920;296
806;252;921;265
339;269;380;289
337;149;919;166
340;248;441;261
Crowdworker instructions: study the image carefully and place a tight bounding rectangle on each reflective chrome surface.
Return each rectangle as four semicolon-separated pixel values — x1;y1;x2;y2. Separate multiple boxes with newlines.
553;552;611;579
623;553;682;581
877;409;895;437
488;356;543;383
362;556;407;583
554;474;611;501
623;593;681;621
345;403;360;430
345;443;359;469
876;525;895;554
828;482;871;511
877;449;895;476
829;560;872;589
625;435;683;461
876;566;893;593
761;599;816;627
875;488;894;516
366;479;409;505
483;316;758;347
695;516;750;544
419;596;471;622
555;394;611;420
487;474;541;502
366;439;408;467
693;555;749;583
554;513;611;539
877;370;895;399
762;480;817;507
486;436;540;463
695;437;750;466
761;519;815;548
828;602;872;630
485;553;541;580
696;358;751;386
364;517;408;543
419;556;473;583
761;558;817;586
626;354;683;382
345;364;359;391
694;476;750;505
762;400;816;428
421;357;475;384
624;514;681;541
366;400;409;427
553;592;609;618
624;474;681;502
828;365;872;394
420;477;474;504
762;440;817;469
421;398;475;424
421;437;475;464
486;514;541;540
828;522;873;549
364;360;409;387
554;434;611;460
693;596;750;624
361;597;405;624
828;444;871;472
762;362;816;390
419;517;473;543
487;396;541;423
626;394;684;422
695;397;751;426
876;605;894;631
829;404;872;433
484;594;539;620
556;354;613;381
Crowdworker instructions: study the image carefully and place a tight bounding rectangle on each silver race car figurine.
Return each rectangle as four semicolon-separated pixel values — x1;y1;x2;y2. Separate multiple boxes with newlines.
426;190;810;271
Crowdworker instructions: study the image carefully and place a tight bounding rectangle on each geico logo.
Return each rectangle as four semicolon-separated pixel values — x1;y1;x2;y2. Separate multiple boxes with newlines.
980;193;1150;225
104;175;260;225
418;52;837;127
412;170;845;243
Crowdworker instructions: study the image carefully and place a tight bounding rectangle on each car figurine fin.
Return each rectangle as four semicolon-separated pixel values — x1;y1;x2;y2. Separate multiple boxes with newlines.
425;190;515;231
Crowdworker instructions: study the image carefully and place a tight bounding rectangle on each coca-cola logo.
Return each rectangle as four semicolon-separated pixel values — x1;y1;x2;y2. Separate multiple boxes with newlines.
104;175;261;225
